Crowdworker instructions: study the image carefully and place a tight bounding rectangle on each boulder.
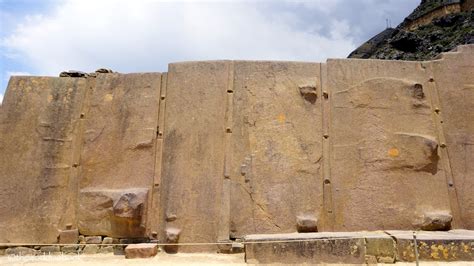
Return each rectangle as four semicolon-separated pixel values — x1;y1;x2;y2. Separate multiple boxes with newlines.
419;212;453;231
124;243;158;259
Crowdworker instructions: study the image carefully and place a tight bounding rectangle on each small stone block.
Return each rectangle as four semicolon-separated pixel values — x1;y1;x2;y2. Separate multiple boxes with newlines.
125;243;158;259
365;236;395;263
82;244;99;254
232;242;245;253
102;237;114;244
61;245;79;254
420;212;452;231
85;236;102;244
59;229;79;244
5;247;37;256
164;227;181;254
39;245;61;255
99;246;114;254
119;238;150;244
296;215;318;233
114;245;125;255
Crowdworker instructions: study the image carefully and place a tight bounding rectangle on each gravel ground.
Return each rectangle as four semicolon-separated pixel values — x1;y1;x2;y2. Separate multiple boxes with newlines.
1;253;474;266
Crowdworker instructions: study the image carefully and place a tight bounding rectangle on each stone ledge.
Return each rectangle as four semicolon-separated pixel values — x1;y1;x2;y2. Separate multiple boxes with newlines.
387;230;474;262
244;230;474;264
244;232;370;264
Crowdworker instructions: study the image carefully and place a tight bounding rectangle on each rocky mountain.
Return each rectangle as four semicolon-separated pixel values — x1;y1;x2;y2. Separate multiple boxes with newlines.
348;0;473;60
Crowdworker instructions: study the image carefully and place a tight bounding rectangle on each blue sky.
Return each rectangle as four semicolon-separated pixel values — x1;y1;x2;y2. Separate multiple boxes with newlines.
0;0;419;104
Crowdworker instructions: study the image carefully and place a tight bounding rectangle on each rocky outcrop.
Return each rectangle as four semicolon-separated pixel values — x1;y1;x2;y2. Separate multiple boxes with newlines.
348;0;473;60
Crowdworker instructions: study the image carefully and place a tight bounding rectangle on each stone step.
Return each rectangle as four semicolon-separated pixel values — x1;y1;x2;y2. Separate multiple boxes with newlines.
244;230;474;264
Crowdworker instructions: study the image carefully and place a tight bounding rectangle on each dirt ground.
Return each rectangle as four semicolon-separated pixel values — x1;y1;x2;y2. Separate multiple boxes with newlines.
1;253;474;266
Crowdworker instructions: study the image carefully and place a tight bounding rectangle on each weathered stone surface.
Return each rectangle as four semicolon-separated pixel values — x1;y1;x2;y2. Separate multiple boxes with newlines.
431;45;474;229
296;215;318;233
125;243;158;259
298;85;318;104
99;246;114;253
78;73;161;238
61;245;79;254
389;230;474;261
164;227;181;254
5;247;37;256
39;246;61;255
82;244;99;254
78;188;148;237
113;245;125;255
119;238;150;244
416;212;453;231
1;46;474;253
85;236;102;244
365;234;396;263
230;61;324;237
244;232;365;264
160;61;229;252
0;77;86;243
327;58;451;231
58;229;79;244
102;237;114;244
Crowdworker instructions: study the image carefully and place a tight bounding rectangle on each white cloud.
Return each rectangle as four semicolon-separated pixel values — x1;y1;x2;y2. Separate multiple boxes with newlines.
0;93;3;105
1;0;356;76
294;0;342;14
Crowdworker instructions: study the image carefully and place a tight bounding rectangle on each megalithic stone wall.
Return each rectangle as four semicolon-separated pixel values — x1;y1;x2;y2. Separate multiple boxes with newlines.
0;45;473;251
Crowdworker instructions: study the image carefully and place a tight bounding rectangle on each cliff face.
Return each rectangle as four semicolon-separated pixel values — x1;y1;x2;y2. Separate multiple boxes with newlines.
349;0;473;60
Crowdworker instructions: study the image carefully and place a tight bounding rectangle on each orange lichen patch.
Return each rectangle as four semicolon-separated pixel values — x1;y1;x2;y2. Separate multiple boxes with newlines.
104;93;114;102
388;148;400;157
277;114;286;124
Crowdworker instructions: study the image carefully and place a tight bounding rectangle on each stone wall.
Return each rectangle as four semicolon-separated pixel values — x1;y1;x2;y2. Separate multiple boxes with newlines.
0;45;473;252
403;3;462;30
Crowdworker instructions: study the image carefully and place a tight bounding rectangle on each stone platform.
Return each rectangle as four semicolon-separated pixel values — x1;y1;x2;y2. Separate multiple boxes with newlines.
244;230;474;264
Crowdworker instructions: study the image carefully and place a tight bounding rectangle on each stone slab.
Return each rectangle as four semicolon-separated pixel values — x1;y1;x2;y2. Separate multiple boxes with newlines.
82;244;99;254
327;58;451;231
125;243;158;259
0;77;87;243
245;230;474;263
230;61;324;237
78;73;161;237
244;232;367;264
431;45;474;229
160;61;229;252
5;247;38;256
387;230;474;261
